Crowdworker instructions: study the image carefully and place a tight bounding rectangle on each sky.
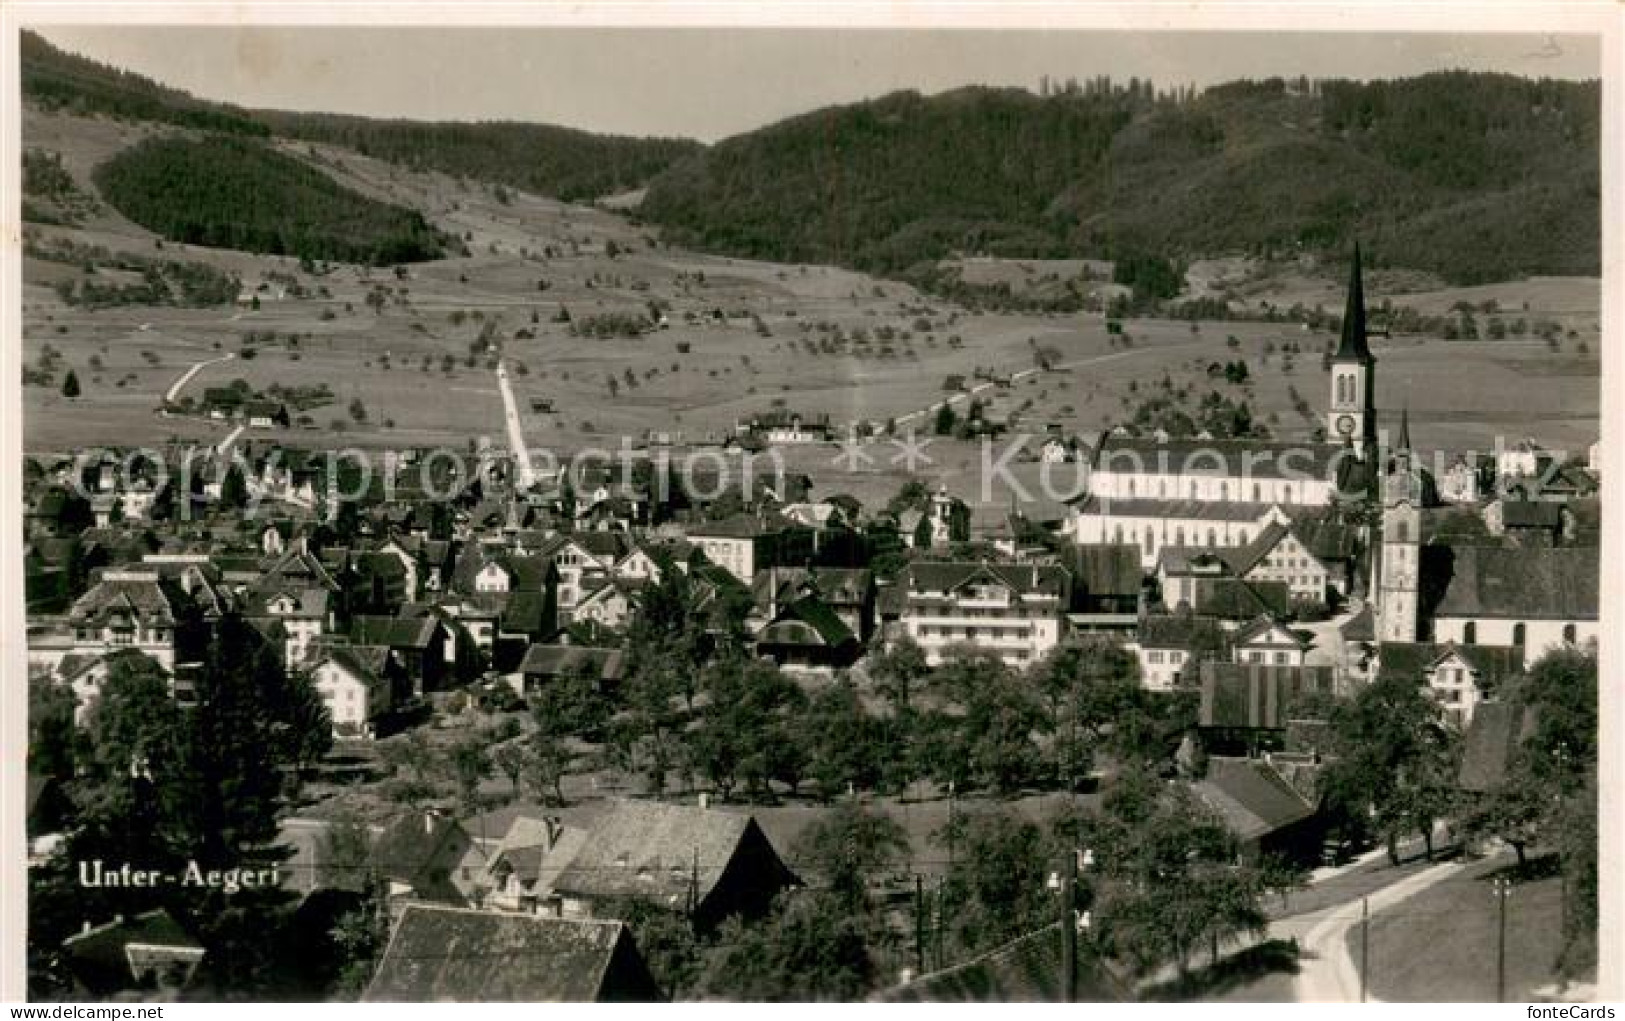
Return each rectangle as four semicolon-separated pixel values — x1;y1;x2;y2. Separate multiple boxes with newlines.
33;26;1602;143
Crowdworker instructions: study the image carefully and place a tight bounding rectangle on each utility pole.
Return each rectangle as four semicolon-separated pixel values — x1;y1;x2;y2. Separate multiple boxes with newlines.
1494;877;1511;1002
1060;850;1077;1003
914;874;925;976
1359;896;1369;1002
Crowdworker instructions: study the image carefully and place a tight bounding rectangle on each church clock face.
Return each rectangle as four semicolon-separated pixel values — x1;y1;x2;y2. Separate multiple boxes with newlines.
1335;414;1357;437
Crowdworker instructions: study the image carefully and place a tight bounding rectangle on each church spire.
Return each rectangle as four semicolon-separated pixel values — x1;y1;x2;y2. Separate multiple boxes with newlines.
1333;242;1374;363
1397;405;1412;452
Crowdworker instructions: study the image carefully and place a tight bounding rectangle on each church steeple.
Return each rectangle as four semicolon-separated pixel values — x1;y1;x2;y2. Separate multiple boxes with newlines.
1334;242;1374;364
1327;243;1378;453
1396;405;1412;453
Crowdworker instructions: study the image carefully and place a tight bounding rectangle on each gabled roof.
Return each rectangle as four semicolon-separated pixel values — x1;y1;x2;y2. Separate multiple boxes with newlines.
369;812;469;900
758;596;856;649
363;904;661;1002
486;814;587;892
68;573;178;626
1233;615;1308;650
1199;662;1338;730
905;561;1070;599
1496;500;1563;530
1435;546;1598;620
62;909;203;996
1339;605;1375;643
518;644;625;681
1377;641;1522;694
1193;757;1318;842
1068;544;1143;599
502;590;555;636
315;643;392;684
551;800;790;910
1227;520;1290;576
1192;577;1289;621
352;614;439;650
1137;613;1226;652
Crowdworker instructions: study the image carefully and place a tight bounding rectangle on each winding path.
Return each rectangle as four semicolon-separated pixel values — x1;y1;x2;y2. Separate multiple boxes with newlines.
164;352;235;405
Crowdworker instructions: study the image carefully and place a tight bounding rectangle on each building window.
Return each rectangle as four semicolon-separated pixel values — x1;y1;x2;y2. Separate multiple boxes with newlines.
1253;483;1261;502
1512;622;1527;646
1206;529;1217;547
1563;623;1577;644
1463;622;1477;645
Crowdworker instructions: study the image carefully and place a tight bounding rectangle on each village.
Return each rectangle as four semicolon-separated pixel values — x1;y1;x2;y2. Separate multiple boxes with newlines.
21;250;1603;1001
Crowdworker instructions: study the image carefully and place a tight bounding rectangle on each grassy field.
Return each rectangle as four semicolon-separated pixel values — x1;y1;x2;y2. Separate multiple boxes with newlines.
23;106;1601;476
1353;853;1587;1002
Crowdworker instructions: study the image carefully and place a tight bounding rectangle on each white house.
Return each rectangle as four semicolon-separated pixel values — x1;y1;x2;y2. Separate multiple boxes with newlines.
899;561;1069;667
309;645;395;738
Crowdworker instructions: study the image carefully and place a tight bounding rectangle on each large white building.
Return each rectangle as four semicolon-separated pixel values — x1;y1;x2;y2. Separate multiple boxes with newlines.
899;561;1070;667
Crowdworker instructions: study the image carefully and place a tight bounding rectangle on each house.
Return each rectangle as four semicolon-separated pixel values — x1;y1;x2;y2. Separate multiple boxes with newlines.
352;615;449;696
244;584;331;667
754;596;860;673
56;648;171;723
741;408;832;444
899;561;1070;668
1065;543;1143;625
1154;547;1236;613
1191;757;1323;863
570;576;642;633
65;568;190;672
750;566;875;644
551;800;798;931
1197;661;1339;754
1376;641;1523;728
484;814;588;914
363;903;663;1002
369;811;474;911
201;386;246;420
61;909;205;998
685;514;813;584
1225;519;1342;606
1131;613;1226;692
308;644;398;738
243;399;290;429
1230;615;1311;668
897;485;970;550
515;643;625;698
1439;454;1492;504
1191;576;1291;628
1483;499;1567;546
1428;546;1598;668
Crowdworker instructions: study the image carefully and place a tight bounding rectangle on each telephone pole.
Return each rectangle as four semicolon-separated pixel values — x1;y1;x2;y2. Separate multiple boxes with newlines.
1494;877;1512;1002
1060;850;1077;1003
1359;896;1369;1002
914;874;925;976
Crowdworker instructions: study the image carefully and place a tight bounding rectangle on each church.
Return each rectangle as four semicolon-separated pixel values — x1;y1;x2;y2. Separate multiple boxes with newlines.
1065;246;1382;579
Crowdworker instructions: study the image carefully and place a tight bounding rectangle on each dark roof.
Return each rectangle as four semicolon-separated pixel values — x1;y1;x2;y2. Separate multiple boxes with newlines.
1293;512;1362;561
364;904;662;1002
758;597;856;649
1199;662;1338;730
62;909;203;996
1193;577;1289;620
502;590;555;636
1435;546;1598;620
1340;605;1374;642
1087;438;1358;485
370;812;469;900
352;614;439;650
1333;243;1373;363
1233;615;1308;649
1193;757;1318;842
1377;642;1522;693
1498;500;1563;530
1459;701;1539;792
875;922;1127;1002
1068;544;1143;599
518;644;625;681
905;561;1070;599
1137;613;1226;652
551;800;789;910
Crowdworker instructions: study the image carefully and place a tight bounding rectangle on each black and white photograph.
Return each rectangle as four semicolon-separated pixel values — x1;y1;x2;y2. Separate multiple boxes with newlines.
2;2;1619;1006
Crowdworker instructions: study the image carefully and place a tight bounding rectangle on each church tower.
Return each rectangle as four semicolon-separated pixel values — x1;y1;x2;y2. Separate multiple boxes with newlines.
1377;408;1421;642
1328;244;1377;458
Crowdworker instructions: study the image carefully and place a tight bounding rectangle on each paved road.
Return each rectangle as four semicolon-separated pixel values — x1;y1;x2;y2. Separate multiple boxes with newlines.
494;359;538;488
164;352;235;404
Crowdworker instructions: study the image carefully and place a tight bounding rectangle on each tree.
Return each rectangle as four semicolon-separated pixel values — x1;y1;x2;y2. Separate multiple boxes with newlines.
28;674;79;784
522;733;570;806
1323;673;1462;864
60;369;80;398
491;741;527;799
933;401;957;436
869;636;929;714
443;738;491;818
792;802;911;913
219;462;249;510
689;656;806;800
699;891;880;1001
800;679;883;800
348;397;368;423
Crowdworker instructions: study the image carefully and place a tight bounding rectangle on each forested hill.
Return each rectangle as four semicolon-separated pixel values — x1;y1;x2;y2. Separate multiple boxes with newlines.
639;76;1601;285
21;30;701;202
254;112;703;204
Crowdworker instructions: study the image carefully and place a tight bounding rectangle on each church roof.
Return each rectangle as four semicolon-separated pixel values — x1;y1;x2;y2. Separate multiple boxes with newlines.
1333;243;1374;363
1434;546;1598;621
1087;437;1357;485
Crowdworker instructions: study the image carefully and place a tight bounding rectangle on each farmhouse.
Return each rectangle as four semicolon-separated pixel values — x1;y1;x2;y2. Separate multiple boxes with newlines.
1375;640;1522;727
308;643;397;738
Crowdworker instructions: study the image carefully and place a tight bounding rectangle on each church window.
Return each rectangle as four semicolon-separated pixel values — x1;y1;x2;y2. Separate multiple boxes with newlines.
1220;482;1229;500
1127;480;1135;498
1113;524;1123;544
1396;520;1409;543
1512;623;1526;646
1206;529;1217;547
1563;623;1576;644
1189;480;1198;499
1175;527;1185;546
1463;622;1477;645
1284;486;1294;504
1253;483;1262;502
